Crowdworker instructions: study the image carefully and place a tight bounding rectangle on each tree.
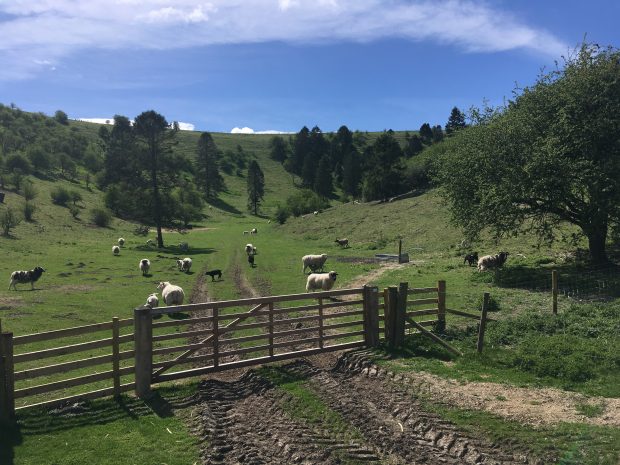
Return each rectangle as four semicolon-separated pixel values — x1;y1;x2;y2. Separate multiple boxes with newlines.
432;125;444;143
445;106;467;135
419;123;433;145
195;132;224;199
404;134;424;158
286;126;310;177
438;44;620;264
101;115;136;186
313;155;333;198
54;110;69;125
362;132;405;201
269;136;289;163
330;125;354;185
342;148;363;197
1;207;22;236
247;160;265;215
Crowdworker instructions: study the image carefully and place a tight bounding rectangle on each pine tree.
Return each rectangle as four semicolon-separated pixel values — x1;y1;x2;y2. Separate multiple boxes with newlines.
269;135;289;163
432;125;444;142
195;132;224;199
419;123;433;145
362;132;405;201
445;106;467;134
247;160;265;215
404;134;424;158
287;126;310;176
342;148;362;197
313;155;333;198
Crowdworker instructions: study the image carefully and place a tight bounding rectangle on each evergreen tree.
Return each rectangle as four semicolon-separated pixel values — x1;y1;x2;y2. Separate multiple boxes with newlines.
330;125;353;184
445;106;467;134
195;132;225;199
404;134;424;158
268;135;289;163
341;148;362;197
287;126;310;176
432;125;444;143
419;123;433;144
362;132;405;201
247;160;265;215
101;115;136;186
313;155;333;198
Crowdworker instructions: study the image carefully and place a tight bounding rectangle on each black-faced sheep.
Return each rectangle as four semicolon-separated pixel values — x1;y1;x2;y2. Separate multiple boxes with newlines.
335;238;349;248
250;228;257;234
177;257;192;273
464;252;478;267
112;245;120;255
118;237;125;247
157;281;185;305
139;258;151;276
477;252;509;272
145;293;159;308
245;244;254;255
9;266;45;290
306;271;338;292
302;254;328;274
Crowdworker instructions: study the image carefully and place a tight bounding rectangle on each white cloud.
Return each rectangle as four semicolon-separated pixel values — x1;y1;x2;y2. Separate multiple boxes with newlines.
231;126;291;134
177;121;195;131
0;1;569;80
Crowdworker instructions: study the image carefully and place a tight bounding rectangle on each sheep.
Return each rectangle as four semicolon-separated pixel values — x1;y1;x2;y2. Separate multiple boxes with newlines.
177;257;192;273
118;237;125;247
302;254;328;274
335;238;349;248
313;211;318;215
9;266;45;290
477;252;509;272
157;281;185;306
139;258;151;276
112;245;120;255
306;271;338;292
245;243;254;255
179;242;189;252
145;293;159;308
250;228;257;234
463;252;478;267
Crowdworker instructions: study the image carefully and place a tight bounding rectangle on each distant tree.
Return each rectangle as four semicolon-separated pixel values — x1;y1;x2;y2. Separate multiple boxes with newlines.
419;123;433;145
331;125;354;184
58;153;77;178
301;152;317;188
247;160;265;215
172;121;180;131
287;126;310;177
404;134;424;158
101;115;136;186
5;153;32;175
314;155;333;198
23;181;37;201
54;110;69;125
445;106;467;135
341;149;363;197
27;146;52;173
362;132;405;201
432;125;444;143
195;132;225;199
1;207;21;236
269;135;289;163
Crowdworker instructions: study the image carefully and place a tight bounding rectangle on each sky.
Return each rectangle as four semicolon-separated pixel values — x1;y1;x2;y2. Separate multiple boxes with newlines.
0;1;618;134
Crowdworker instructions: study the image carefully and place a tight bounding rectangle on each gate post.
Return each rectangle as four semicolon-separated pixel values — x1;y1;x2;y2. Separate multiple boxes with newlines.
0;331;15;422
134;306;153;399
395;282;408;346
385;286;399;349
437;280;446;333
363;285;379;347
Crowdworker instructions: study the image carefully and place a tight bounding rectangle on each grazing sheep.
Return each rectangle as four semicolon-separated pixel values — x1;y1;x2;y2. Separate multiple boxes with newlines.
205;269;222;281
477;252;509;272
9;266;45;290
250;228;257;234
248;253;255;267
306;271;338;292
112;245;120;255
145;293;159;308
313;211;318;215
335;238;349;248
118;237;125;247
302;254;328;274
177;257;192;273
463;252;478;267
245;243;254;255
157;281;185;306
139;258;151;276
179;242;189;252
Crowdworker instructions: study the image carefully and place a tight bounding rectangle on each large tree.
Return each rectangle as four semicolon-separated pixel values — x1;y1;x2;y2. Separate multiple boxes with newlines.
362;132;405;201
445;106;466;135
195;132;225;199
247;160;265;215
269;135;289;164
438;44;620;263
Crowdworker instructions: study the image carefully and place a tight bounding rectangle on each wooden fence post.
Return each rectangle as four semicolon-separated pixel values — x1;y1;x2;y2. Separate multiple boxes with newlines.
134;306;152;399
395;282;408;346
363;286;380;347
552;270;558;315
0;332;15;421
318;298;324;349
212;307;219;368
268;303;274;357
477;292;489;353
385;286;399;349
112;317;120;399
437;280;446;332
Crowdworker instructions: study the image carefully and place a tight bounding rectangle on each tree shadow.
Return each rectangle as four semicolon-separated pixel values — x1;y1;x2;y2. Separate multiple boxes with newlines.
168;312;191;320
207;197;242;215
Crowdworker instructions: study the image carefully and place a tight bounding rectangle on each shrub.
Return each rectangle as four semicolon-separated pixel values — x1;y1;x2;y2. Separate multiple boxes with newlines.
70;190;83;205
51;186;71;206
5;153;32;174
23;201;36;221
1;207;22;236
23;182;37;201
134;224;150;236
69;204;80;219
90;208;112;227
285;189;329;217
274;204;290;225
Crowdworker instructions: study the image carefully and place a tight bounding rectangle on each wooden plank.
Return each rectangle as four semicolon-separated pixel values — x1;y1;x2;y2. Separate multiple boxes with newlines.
363;285;380;348
220;320;269;333
152;315;213;329
151;288;365;315
271;327;317;339
437;280;446;332
477;293;490;353
407;287;438;295
212;307;219;368
0;332;15;420
405;316;461;356
406;309;439;317
13;321;114;345
152;343;205;357
322;330;365;341
155;341;366;383
256;299;363;316
152;354;214;370
404;320;436;328
323;320;363;331
318;298;324;349
133;306;152;399
271;336;321;350
16;382;135;411
268;303;274;357
152;328;214;342
407;298;438;306
446;308;496;321
14;366;135;399
15;353;113;381
220;333;269;346
14;337;115;363
219;344;271;358
322;309;363;320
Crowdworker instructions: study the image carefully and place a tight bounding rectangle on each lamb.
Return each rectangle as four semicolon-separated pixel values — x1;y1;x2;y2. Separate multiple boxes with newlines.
464;252;478;267
118;237;125;247
302;254;328;274
112;245;120;255
157;281;185;305
250;228;257;234
139;258;151;276
177;257;192;273
9;266;45;290
335;238;349;248
145;293;159;308
306;271;338;292
477;252;509;272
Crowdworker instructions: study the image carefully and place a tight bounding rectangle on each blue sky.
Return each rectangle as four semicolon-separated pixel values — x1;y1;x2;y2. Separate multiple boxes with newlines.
0;1;618;133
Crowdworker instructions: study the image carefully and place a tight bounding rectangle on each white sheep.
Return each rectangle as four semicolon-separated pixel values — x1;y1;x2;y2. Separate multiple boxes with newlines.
112;245;120;255
302;254;328;274
118;237;125;247
477;252;509;272
145;293;159;308
250;228;257;234
335;238;349;248
313;211;318;215
245;243;254;255
157;281;185;305
177;257;192;273
139;258;151;276
306;271;338;292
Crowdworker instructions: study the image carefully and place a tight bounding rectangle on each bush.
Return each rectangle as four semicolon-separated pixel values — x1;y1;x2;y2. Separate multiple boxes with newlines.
23;201;36;221
5;153;32;175
70;190;83;205
51;186;71;206
90;208;112;227
285;189;329;217
1;207;22;236
69;204;80;219
134;224;150;236
274;204;290;224
23;182;37;201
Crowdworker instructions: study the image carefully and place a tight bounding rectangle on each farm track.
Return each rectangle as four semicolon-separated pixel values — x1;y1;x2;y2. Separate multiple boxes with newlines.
194;350;542;465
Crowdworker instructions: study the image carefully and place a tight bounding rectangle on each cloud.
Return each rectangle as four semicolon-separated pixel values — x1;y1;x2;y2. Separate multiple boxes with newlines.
78;117;195;130
0;1;569;80
231;126;291;134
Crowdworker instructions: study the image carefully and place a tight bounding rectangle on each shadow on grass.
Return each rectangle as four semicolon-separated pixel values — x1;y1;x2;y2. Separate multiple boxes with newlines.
208;197;242;215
